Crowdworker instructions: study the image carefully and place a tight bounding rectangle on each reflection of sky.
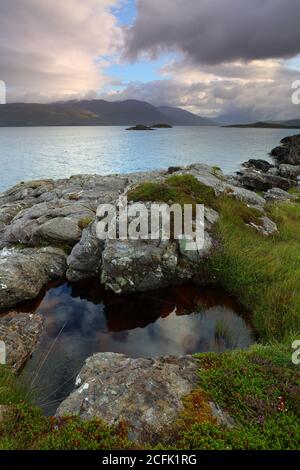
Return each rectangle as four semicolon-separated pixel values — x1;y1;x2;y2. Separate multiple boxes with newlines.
21;282;254;415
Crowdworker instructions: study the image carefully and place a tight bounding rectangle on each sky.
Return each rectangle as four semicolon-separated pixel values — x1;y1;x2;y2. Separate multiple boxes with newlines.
0;0;300;121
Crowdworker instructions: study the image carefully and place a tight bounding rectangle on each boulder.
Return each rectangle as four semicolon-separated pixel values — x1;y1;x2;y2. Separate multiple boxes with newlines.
263;187;296;203
56;353;198;443
0;247;67;310
0;311;43;372
66;221;103;282
271;134;300;165
237;170;293;192
243;159;274;173
278;164;300;179
248;217;278;237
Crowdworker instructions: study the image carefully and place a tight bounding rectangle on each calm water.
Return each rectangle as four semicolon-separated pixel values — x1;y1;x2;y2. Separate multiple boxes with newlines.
0;126;298;192
19;280;254;415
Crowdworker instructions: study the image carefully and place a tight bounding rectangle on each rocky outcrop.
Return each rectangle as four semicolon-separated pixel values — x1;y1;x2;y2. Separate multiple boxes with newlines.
236;134;300;195
0;247;67;310
271;134;300;165
56;352;233;443
0;161;278;305
0;311;43;372
243;159;274;173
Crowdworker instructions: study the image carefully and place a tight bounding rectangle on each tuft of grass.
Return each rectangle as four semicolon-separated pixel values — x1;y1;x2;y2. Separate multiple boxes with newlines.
128;174;216;208
78;216;94;230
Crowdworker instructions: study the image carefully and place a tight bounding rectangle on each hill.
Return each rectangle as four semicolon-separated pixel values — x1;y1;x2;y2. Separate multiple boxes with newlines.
0;100;218;127
157;105;218;126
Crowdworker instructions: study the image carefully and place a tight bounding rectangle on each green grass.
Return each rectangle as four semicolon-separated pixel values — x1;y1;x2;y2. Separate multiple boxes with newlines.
128;174;217;208
0;404;134;450
128;175;300;340
175;343;300;450
210;197;300;340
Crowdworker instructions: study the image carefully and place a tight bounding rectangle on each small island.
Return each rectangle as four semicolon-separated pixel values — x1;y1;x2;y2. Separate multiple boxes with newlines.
151;123;173;128
126;124;154;131
126;123;173;130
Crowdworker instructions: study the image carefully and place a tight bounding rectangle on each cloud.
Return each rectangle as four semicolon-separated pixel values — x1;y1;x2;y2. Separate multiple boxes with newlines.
0;0;124;102
103;58;300;122
126;0;300;64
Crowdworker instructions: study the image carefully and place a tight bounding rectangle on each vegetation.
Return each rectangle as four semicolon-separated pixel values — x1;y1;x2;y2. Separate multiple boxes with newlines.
129;174;300;340
1;174;300;450
78;216;94;230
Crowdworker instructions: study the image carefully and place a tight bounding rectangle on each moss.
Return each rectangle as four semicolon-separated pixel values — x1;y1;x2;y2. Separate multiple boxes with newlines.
78;216;94;230
128;174;216;208
0;404;134;450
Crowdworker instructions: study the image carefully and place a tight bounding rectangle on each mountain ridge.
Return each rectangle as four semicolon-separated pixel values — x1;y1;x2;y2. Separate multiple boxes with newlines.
0;99;218;127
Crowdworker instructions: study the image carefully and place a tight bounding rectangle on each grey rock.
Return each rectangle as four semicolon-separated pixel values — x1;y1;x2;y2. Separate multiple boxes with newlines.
243;159;274;173
57;352;234;443
271;134;300;165
66;221;103;282
263;187;296;203
237;170;293;192
248;216;278;237
0;311;43;372
278;164;300;179
56;353;199;443
0;247;67;310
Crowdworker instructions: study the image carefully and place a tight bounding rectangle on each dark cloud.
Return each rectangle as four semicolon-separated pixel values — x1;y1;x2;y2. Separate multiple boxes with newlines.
126;0;300;64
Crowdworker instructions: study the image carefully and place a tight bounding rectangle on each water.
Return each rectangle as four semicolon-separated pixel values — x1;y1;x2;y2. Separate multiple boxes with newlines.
20;280;254;415
0;126;298;192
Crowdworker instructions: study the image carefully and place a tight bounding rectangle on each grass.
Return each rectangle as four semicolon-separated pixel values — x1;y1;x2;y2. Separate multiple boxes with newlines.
78;216;94;230
210;197;300;340
129;175;300;340
128;174;217;208
175;343;300;450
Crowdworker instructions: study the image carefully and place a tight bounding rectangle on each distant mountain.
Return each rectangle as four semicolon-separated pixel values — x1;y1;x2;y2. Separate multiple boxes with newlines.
0;99;218;127
157;106;218;126
0;103;103;127
56;99;167;126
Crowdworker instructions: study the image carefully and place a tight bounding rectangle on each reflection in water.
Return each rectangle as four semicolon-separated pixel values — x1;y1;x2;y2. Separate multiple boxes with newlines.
20;280;255;415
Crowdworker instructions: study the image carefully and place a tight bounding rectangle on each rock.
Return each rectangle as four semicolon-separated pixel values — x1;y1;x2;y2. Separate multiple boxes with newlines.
226;185;266;207
0;247;67;310
56;353;199;443
263;187;296;203
0;175;128;248
243;159;274;173
237;170;293;192
248;216;278;237
66;221;104;282
271;134;300;165
102;239;183;294
278;164;300;179
0;311;43;372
